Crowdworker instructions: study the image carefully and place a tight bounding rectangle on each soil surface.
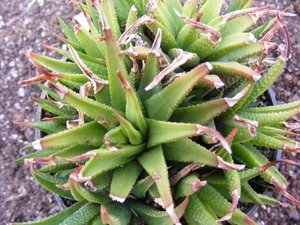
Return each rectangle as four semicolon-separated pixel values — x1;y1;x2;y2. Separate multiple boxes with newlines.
1;1;300;225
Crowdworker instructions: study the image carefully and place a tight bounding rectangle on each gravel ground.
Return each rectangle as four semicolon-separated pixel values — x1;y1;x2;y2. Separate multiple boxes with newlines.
0;1;299;224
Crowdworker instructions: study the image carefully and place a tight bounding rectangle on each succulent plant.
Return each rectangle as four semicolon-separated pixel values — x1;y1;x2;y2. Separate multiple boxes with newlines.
12;0;300;224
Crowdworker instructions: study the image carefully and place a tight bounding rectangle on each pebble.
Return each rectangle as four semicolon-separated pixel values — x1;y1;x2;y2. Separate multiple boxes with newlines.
11;134;18;140
285;74;293;82
37;0;45;7
17;87;25;97
10;68;18;78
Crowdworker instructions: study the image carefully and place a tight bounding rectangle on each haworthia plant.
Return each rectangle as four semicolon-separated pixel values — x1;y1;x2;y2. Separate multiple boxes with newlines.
12;0;300;224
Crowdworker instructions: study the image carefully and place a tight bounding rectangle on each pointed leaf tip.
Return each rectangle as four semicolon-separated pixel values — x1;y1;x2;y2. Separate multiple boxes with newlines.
32;139;42;150
224;85;250;107
109;194;126;203
196;124;231;154
47;81;69;100
94;0;110;30
149;28;162;57
118;15;152;46
217;156;245;170
145;50;196;91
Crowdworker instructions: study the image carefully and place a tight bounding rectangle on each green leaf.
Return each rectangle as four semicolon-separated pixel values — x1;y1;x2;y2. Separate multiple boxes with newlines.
16;120;67;136
56;34;86;53
242;57;287;107
131;176;154;198
240;99;300;113
174;174;206;199
30;97;76;117
128;200;174;225
26;51;82;74
197;185;258;225
59;203;100;225
237;105;300;126
87;215;105;225
9;201;87;225
16;149;62;164
251;17;277;38
114;0;132;23
39;163;77;173
98;5;131;111
55;145;97;159
199;0;224;24
163;0;182;32
232;143;286;189
170;97;239;124
176;23;199;50
145;62;212;121
100;0;121;38
74;25;103;58
210;61;261;81
225;0;253;13
31;167;73;199
147;119;232;154
127;198;188;225
110;160;143;202
48;82;120;129
101;202;132;225
124;5;138;31
184;194;220;225
206;32;256;61
146;19;178;52
137;145;180;224
250;129;299;153
58;17;80;45
137;29;162;100
82;143;146;177
32;122;107;150
157;1;178;36
117;71;147;136
241;182;264;207
146;120;199;148
221;15;255;37
217;41;273;62
180;0;198;24
113;111;144;145
163;138;244;170
70;179;111;204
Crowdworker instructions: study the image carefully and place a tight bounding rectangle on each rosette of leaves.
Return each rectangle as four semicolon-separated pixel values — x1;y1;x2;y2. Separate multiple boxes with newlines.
13;0;300;224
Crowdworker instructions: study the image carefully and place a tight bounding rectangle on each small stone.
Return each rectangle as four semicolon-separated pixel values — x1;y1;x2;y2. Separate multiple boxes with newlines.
10;68;18;78
24;128;34;141
9;61;15;67
37;0;45;6
11;134;18;140
17;87;25;97
285;74;293;81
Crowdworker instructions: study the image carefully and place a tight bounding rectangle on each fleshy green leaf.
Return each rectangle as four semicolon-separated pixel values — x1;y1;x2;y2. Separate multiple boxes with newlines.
138;145;180;224
82;143;146;177
59;203;100;225
145;62;212;121
9;201;87;225
109;160;143;202
32;122;107;150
